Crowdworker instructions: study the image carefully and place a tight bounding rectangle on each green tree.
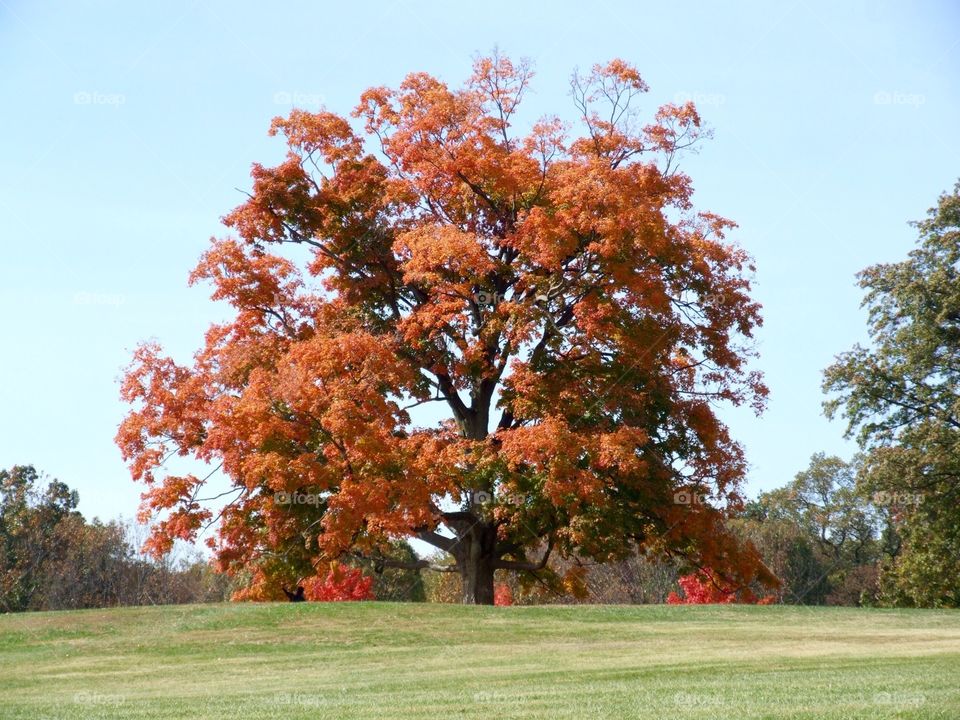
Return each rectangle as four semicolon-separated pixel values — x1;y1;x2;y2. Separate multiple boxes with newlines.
824;181;960;607
741;454;882;605
0;465;80;611
0;465;233;611
732;509;830;605
780;454;878;567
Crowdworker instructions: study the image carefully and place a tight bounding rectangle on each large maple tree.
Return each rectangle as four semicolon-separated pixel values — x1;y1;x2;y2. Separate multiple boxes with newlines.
117;55;774;604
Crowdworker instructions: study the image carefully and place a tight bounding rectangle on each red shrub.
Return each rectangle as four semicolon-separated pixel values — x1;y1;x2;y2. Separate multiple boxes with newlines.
303;563;375;601
494;583;513;606
667;569;775;605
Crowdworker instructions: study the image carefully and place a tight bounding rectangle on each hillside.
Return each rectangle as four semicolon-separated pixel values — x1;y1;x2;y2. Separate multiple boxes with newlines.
1;603;959;719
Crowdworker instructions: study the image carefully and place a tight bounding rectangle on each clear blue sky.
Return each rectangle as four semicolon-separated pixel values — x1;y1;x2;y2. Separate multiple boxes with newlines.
1;1;958;533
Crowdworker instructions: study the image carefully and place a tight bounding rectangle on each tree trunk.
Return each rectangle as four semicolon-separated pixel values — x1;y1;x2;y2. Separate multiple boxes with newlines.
449;517;498;605
460;554;495;605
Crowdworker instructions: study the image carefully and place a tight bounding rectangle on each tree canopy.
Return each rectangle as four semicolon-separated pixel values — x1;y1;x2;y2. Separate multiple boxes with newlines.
824;181;960;607
117;54;773;604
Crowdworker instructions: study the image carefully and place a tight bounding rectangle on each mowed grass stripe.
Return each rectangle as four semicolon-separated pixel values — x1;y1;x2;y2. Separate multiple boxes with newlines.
1;603;958;719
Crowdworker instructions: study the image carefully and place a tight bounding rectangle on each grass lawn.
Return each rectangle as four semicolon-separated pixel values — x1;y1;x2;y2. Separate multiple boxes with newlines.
0;602;958;719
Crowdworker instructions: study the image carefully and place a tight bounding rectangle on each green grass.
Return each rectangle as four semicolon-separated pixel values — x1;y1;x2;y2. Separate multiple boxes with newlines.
1;603;958;719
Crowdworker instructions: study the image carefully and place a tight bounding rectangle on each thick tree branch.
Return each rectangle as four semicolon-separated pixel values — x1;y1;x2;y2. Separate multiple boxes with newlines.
415;529;457;553
494;536;553;571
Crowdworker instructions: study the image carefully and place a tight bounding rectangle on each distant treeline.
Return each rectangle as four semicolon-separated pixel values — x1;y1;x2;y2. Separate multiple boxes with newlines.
0;465;231;613
1;456;953;610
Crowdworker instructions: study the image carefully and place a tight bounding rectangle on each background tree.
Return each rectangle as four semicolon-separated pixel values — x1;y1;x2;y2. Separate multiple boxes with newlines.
824;181;960;607
735;454;882;605
769;454;878;568
732;505;831;605
570;550;680;604
0;465;79;611
0;465;230;612
117;54;773;605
